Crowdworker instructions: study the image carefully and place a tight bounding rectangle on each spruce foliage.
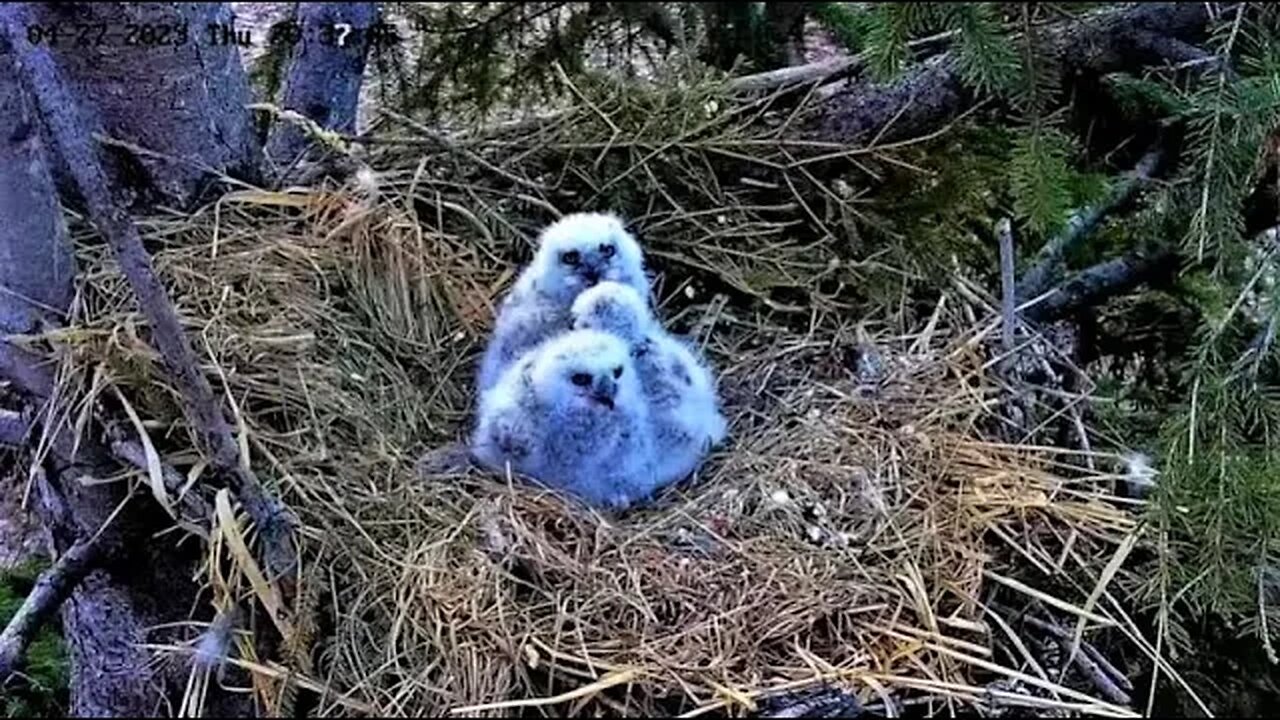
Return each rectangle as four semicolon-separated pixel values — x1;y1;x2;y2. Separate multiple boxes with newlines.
816;1;1280;654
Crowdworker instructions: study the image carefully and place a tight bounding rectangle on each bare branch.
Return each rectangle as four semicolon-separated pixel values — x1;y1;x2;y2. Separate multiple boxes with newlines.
0;537;100;682
5;6;297;583
1129;29;1237;79
1019;148;1164;303
728;30;956;94
1024;249;1178;321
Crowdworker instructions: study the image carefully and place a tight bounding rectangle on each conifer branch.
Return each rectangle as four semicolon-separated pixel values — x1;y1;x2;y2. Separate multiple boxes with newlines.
1019;148;1164;303
808;3;1226;147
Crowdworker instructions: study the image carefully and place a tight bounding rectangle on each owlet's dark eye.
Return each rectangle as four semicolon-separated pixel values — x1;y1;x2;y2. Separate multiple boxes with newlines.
612;366;623;378
571;372;592;387
599;243;615;258
561;250;581;266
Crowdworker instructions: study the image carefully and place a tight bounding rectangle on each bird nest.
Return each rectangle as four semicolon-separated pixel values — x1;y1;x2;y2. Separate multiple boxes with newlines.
48;72;1146;717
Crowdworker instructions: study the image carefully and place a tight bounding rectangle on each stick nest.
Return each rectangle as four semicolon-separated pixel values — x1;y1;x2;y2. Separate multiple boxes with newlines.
49;70;1143;717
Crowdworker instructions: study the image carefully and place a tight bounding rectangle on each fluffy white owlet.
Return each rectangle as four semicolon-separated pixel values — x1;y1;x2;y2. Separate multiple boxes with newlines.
470;328;657;510
571;281;728;494
476;212;650;394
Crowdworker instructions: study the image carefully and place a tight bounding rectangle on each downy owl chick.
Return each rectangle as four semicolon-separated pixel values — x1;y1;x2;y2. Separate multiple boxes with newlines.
571;281;727;494
476;212;650;394
471;328;657;510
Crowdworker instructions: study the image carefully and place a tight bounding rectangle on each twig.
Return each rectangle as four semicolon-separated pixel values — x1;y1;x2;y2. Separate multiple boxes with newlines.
1019;148;1164;303
0;537;100;682
1017;613;1134;705
997;218;1018;356
6;8;297;583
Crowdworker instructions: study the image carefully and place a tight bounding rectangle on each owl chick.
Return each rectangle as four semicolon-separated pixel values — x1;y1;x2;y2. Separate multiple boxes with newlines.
571;281;727;493
476;212;650;393
471;328;657;510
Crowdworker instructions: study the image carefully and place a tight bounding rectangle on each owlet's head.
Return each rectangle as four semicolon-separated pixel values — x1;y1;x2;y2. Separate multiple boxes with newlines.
530;212;646;305
530;329;637;413
570;280;653;344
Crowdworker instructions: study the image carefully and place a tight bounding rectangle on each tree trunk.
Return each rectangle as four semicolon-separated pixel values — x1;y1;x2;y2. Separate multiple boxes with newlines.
0;25;252;718
264;2;376;174
26;1;261;209
0;71;73;340
699;2;765;71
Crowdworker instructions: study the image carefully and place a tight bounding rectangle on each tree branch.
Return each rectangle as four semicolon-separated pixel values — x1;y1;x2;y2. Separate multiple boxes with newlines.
0;537;100;683
728;30;956;94
1019;147;1164;303
806;3;1225;147
1128;29;1236;79
4;6;297;584
1024;249;1178;322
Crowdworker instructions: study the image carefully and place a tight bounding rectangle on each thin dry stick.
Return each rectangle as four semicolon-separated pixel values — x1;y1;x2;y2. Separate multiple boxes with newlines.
7;9;297;583
997;218;1017;357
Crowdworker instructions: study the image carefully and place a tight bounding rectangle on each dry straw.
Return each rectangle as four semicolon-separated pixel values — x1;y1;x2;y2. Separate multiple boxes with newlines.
47;68;1183;716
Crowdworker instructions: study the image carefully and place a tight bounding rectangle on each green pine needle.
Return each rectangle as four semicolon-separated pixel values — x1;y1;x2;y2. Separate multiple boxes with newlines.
1010;126;1076;237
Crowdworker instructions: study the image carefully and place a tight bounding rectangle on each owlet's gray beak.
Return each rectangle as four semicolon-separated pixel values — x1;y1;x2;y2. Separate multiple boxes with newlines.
592;376;617;409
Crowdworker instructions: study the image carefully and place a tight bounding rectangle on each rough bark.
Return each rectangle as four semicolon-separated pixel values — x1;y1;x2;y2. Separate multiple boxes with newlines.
0;61;74;339
0;51;162;715
806;2;1223;147
8;5;298;592
264;2;376;174
1025;249;1179;322
0;25;249;717
25;2;261;209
